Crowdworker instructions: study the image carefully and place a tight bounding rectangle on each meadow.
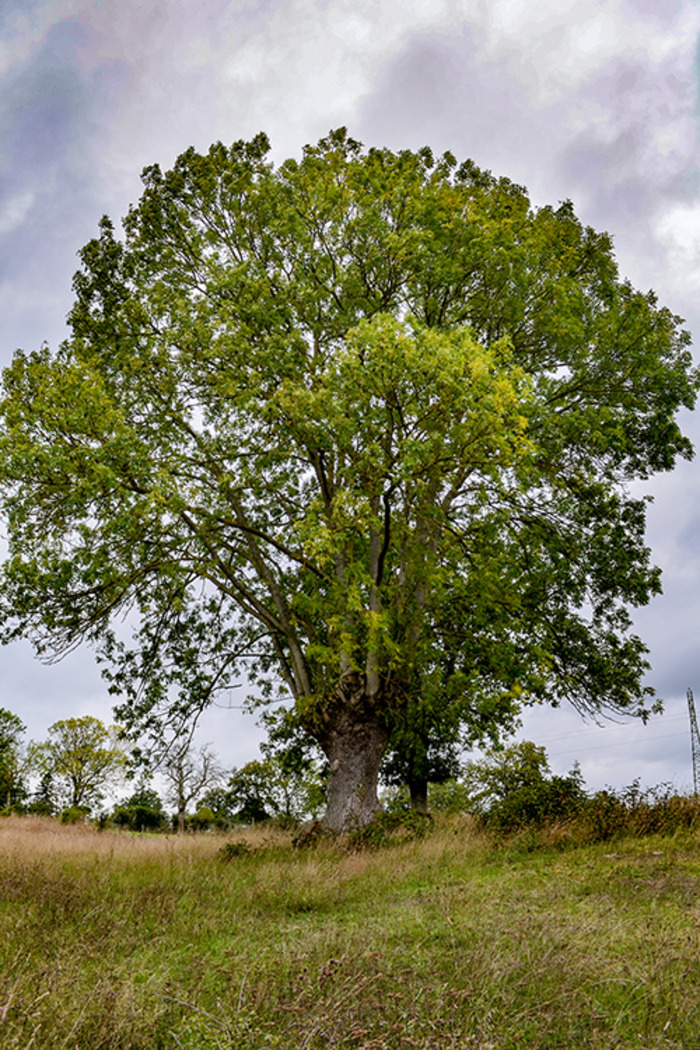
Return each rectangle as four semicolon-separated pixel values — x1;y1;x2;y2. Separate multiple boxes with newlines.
1;814;699;1048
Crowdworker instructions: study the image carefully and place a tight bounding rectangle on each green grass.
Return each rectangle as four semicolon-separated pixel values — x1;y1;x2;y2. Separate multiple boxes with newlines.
1;815;700;1048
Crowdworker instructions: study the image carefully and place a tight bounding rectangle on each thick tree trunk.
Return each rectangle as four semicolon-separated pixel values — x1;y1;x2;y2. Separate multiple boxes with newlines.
409;776;429;815
320;703;390;833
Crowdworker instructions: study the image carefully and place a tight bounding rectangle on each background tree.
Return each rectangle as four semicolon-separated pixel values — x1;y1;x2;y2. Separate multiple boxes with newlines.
0;707;28;810
112;783;167;831
226;754;326;826
463;741;552;810
463;741;587;830
34;716;127;814
0;130;697;832
27;767;56;817
381;717;462;815
161;737;223;833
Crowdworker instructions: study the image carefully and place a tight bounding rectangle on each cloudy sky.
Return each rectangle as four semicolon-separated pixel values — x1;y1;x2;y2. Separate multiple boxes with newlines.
2;0;700;793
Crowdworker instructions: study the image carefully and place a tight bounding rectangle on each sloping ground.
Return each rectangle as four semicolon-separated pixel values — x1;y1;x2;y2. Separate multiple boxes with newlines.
0;815;698;1048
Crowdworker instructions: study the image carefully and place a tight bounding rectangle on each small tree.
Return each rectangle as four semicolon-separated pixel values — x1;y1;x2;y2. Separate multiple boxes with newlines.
381;718;462;815
35;716;127;814
27;767;56;816
161;740;223;833
226;754;325;826
463;741;586;830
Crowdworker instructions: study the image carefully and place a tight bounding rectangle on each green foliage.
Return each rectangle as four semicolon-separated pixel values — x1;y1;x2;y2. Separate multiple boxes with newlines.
484;773;587;832
0;129;697;829
112;784;167;831
463;744;700;842
25;770;56;817
464;741;587;831
464;740;552;806
33;716;127;813
225;753;326;826
59;805;91;825
383;777;473;815
581;781;700;842
381;709;462;811
217;839;253;860
0;708;28;810
196;786;240;828
427;778;472;814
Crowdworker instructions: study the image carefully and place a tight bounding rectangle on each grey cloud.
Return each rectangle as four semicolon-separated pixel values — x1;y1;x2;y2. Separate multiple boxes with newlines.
356;28;532;179
358;22;698;224
517;697;694;793
0;17;132;357
0;0;46;34
557;57;696;220
624;0;688;21
1;639;264;772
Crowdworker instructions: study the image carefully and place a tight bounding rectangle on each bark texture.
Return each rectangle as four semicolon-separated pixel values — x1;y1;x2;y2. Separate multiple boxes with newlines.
320;702;390;833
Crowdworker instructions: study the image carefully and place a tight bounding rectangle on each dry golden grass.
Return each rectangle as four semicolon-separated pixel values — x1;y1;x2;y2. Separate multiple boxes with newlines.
0;814;289;862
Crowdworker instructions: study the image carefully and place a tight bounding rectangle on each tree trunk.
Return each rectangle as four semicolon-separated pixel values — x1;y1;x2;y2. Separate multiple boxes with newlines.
320;703;390;834
409;776;429;815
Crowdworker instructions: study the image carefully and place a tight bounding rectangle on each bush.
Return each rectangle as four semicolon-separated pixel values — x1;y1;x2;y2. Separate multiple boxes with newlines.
483;772;587;832
581;782;700;842
347;809;432;850
113;803;167;832
429;779;473;814
218;840;252;860
112;786;167;832
60;805;91;824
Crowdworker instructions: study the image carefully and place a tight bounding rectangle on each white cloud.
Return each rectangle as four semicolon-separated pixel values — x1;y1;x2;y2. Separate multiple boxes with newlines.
656;203;700;296
0;189;34;234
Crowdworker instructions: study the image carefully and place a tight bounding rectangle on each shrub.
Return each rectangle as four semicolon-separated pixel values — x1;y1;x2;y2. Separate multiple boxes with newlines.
60;805;91;824
347;809;432;850
218;840;252;860
429;779;472;814
112;786;167;832
580;790;629;841
483;772;587;832
188;806;216;831
113;803;167;832
581;782;700;842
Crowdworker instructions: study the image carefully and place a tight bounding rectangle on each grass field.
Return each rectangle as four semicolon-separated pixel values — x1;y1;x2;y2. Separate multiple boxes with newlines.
1;814;699;1048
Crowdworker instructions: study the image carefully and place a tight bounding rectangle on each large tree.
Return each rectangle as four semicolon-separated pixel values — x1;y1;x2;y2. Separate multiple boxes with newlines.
0;130;697;831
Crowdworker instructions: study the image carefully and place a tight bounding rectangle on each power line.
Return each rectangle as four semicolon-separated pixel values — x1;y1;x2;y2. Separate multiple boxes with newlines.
533;729;692;760
515;712;689;749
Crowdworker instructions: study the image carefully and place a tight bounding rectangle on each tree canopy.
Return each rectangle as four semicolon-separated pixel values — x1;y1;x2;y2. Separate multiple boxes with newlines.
0;707;27;810
34;716;127;813
0;129;697;830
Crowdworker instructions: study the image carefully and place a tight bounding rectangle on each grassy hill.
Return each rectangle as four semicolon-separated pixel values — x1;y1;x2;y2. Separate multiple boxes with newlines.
0;814;699;1048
